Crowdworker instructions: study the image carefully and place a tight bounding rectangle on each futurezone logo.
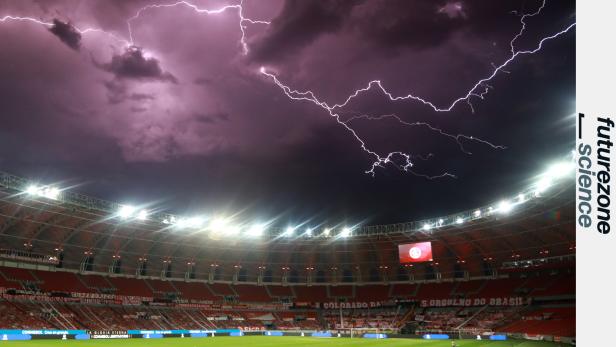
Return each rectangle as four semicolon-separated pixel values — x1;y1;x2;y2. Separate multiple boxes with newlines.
577;113;613;234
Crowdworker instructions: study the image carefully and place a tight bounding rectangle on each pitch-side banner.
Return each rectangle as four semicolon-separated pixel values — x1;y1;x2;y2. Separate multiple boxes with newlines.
398;242;433;263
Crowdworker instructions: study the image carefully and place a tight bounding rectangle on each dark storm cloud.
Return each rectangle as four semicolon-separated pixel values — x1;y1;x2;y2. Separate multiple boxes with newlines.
99;46;178;83
103;79;127;104
48;19;81;50
252;0;554;61
250;0;362;62
129;93;155;101
0;0;575;225
130;106;147;113
194;112;231;124
351;0;556;51
193;77;213;86
249;0;470;61
350;0;466;50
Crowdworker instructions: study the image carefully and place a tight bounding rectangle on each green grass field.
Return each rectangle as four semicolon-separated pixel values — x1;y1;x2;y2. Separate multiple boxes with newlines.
0;336;564;347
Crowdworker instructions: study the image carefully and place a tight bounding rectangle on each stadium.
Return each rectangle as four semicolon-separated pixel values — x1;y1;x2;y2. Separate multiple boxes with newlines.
0;0;576;346
0;162;575;345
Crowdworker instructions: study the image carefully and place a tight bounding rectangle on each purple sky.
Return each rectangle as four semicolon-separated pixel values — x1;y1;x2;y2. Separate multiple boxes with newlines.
0;0;575;225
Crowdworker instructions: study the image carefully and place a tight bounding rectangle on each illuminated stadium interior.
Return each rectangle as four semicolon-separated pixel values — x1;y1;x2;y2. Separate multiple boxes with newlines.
0;160;575;341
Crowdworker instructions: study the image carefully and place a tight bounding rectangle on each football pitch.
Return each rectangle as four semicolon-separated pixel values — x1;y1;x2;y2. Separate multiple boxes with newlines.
0;336;564;347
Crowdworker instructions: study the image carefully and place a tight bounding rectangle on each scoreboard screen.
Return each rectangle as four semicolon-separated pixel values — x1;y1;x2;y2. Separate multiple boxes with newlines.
398;242;433;263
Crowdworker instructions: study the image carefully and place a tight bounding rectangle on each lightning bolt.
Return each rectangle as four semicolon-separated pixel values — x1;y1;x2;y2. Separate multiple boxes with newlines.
343;114;506;155
260;0;575;176
127;0;270;54
2;0;269;54
0;15;53;26
260;67;457;179
0;15;131;46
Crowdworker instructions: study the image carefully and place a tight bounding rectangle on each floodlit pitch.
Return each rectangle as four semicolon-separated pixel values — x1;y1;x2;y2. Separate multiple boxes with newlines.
0;336;565;346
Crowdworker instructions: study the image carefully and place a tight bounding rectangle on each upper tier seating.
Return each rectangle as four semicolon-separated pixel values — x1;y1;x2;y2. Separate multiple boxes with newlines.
147;279;177;294
266;285;294;297
0;266;574;304
453;280;485;296
80;274;115;291
33;270;92;293
416;282;455;299
1;267;37;282
107;276;153;297
293;285;328;302
532;275;575;297
208;283;236;296
355;284;390;301
474;278;526;298
390;283;418;298
329;285;354;298
234;284;271;302
172;281;217;301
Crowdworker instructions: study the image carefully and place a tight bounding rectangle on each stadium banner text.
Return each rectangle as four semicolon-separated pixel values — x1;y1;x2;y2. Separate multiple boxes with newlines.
420;296;525;307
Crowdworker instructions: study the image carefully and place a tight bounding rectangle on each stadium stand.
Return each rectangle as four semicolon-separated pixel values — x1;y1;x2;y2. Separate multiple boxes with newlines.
0;179;575;340
0;263;574;337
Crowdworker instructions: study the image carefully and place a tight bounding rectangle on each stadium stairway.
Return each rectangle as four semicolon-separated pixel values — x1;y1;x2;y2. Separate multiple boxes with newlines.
316;308;328;329
397;306;415;329
76;304;110;330
59;303;88;329
2;299;52;329
208;283;238;298
266;285;295;298
455;304;488;330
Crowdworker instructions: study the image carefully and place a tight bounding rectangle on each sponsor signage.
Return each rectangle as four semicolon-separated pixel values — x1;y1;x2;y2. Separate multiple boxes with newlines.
0;330;87;335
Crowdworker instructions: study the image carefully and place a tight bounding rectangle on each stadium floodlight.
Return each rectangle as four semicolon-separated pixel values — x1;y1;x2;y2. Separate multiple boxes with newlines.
518;193;525;203
341;227;352;237
456;217;464;224
118;205;136;219
546;161;574;179
247;224;266;237
186;217;204;228
474;209;481;217
26;185;39;195
438;219;444;226
42;187;60;200
535;177;552;196
498;200;513;214
176;216;204;229
423;223;432;231
323;228;331;237
137;210;148;221
25;185;60;200
164;216;177;225
305;228;312;237
175;218;188;228
226;225;241;235
210;218;229;232
284;227;295;237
